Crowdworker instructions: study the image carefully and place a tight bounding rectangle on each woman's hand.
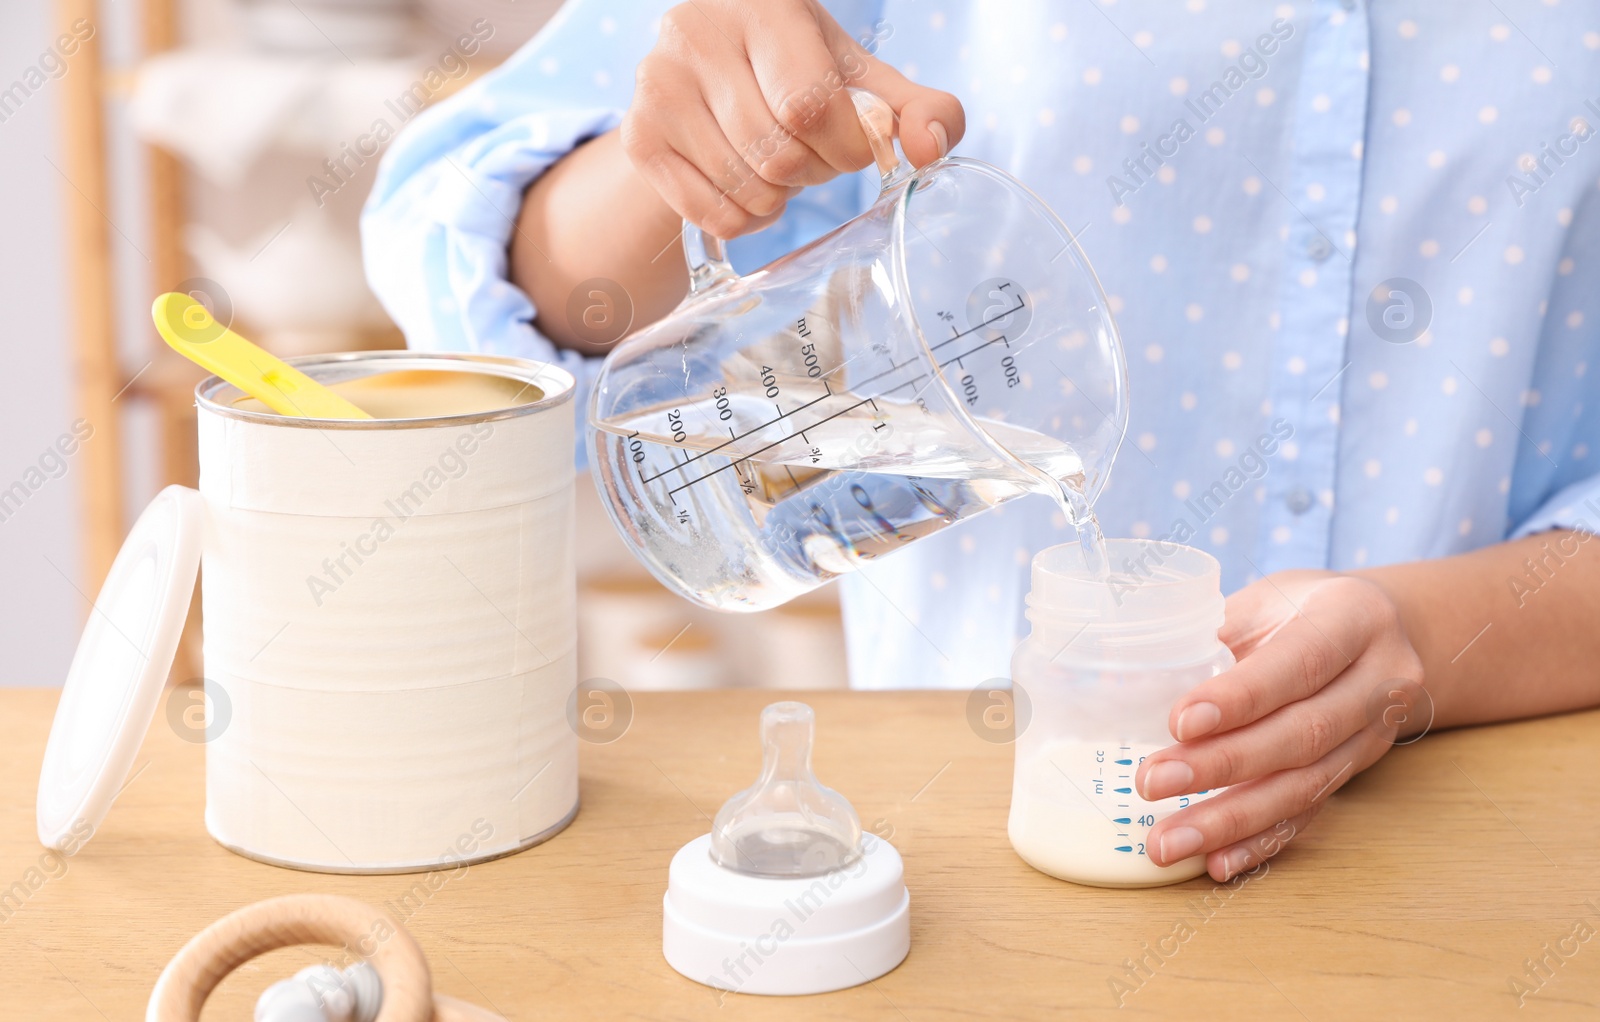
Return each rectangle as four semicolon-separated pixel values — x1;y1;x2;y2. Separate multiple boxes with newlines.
517;0;963;349
1136;571;1428;881
622;0;964;239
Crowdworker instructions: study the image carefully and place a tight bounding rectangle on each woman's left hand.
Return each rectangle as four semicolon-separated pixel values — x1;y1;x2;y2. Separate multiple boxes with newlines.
1136;571;1428;881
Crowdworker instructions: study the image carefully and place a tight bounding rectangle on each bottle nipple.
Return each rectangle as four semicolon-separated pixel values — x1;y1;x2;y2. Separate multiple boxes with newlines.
710;702;863;877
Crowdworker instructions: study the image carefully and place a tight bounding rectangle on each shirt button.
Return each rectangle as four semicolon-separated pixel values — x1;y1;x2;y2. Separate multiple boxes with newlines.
1307;236;1332;262
1285;487;1314;515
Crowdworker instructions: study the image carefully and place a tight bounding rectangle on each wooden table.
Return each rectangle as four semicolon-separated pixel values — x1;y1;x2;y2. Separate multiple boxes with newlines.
3;688;1598;1020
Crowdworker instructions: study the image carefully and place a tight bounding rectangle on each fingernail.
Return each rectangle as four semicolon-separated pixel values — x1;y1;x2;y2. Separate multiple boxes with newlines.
929;120;949;158
1220;847;1253;879
1140;759;1194;800
1158;826;1204;865
1176;702;1222;741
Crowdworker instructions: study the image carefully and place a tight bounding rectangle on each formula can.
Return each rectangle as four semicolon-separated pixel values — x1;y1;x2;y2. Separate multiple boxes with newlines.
37;352;579;873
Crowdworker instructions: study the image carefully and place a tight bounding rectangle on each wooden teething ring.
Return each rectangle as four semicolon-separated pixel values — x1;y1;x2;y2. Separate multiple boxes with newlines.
146;893;504;1021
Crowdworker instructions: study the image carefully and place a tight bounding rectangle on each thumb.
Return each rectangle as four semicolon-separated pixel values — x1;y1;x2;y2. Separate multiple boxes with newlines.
872;67;966;167
1220;570;1336;658
827;41;965;168
1219;577;1293;659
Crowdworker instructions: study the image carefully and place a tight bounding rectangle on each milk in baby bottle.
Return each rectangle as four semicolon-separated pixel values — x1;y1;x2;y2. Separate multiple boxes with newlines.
1008;539;1233;888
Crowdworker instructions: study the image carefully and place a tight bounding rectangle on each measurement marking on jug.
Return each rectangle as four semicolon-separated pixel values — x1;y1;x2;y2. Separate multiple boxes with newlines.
638;387;833;483
658;449;689;511
642;286;1028;504
809;294;1023;392
881;372;930;396
800;337;823;378
828;354;920;391
666;394;879;497
942;335;1010;373
930;288;1025;354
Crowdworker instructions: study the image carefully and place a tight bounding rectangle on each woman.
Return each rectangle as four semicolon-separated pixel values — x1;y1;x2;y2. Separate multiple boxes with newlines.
363;0;1600;880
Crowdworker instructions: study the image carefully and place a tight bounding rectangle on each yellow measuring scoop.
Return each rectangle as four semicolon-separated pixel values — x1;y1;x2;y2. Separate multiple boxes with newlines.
152;292;373;420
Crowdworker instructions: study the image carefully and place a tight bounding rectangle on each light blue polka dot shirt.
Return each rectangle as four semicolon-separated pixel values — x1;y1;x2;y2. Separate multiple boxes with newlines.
363;0;1600;690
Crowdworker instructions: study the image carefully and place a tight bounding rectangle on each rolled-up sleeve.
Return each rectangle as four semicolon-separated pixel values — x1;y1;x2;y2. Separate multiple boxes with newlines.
1507;228;1600;541
362;0;879;460
360;1;669;417
1511;474;1600;539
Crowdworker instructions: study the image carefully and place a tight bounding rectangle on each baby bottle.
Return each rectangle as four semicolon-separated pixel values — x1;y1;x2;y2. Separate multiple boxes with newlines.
1007;539;1234;888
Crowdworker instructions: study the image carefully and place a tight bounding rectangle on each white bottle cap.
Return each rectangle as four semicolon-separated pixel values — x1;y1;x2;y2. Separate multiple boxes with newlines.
662;833;910;996
662;701;910;995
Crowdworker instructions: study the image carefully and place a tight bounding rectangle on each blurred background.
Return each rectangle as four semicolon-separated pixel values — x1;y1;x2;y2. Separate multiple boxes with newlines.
0;0;847;691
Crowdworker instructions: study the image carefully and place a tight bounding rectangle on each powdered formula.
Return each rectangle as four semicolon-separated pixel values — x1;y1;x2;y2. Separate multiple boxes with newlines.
232;367;543;418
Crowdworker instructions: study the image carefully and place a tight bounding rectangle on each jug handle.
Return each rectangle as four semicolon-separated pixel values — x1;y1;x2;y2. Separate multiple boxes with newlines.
681;88;910;296
682;220;735;296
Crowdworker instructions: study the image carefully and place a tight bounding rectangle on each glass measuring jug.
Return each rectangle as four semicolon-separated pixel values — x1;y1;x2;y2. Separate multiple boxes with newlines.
588;90;1128;611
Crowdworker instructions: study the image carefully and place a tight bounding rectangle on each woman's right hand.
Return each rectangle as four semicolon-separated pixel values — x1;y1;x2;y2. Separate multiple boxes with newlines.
622;0;965;240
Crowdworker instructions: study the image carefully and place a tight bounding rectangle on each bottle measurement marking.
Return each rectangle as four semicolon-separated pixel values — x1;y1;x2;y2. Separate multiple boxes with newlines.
643;288;1029;501
1116;744;1132;851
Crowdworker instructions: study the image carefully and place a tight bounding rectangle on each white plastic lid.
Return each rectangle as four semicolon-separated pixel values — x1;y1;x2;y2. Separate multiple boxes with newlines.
663;833;911;996
36;485;204;851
